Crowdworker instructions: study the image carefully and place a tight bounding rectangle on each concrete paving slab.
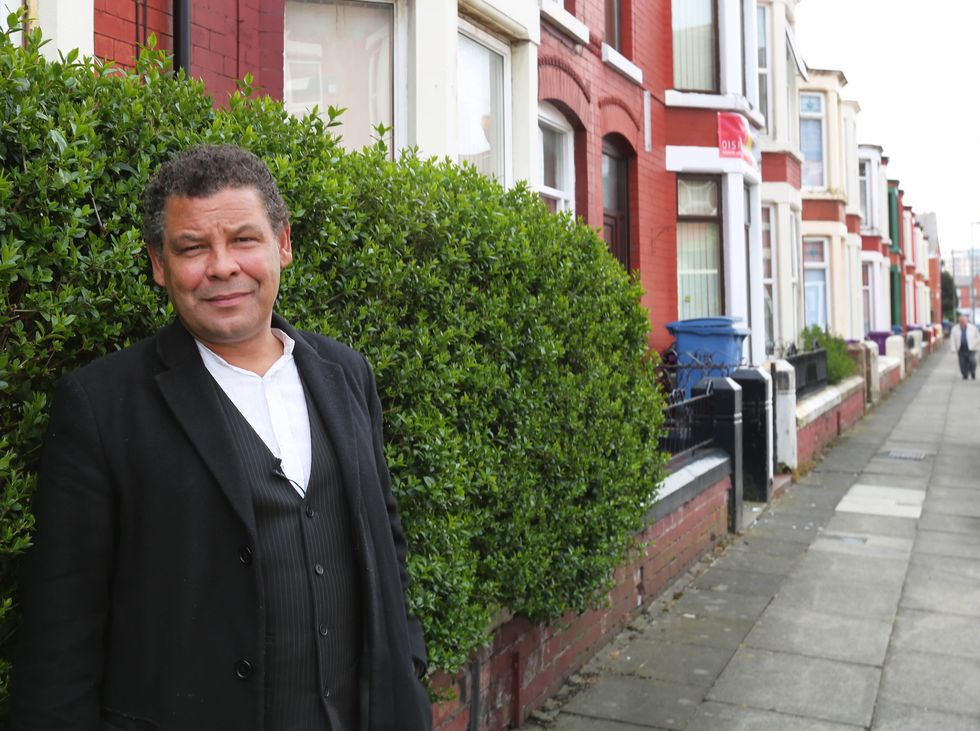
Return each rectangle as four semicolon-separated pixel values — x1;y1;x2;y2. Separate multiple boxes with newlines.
743;604;891;666
900;563;980;617
795;471;859;491
728;535;810;559
922;489;980;519
913;509;980;535
691;567;785;598
892;607;980;657
878;649;980;718
769;573;902;620
709;548;799;577
852;472;929;490
642;612;755;651
809;531;913;561
524;716;650;731
835;484;925;519
913;528;980;560
671;587;771;622
822;511;917;539
768;486;848;512
792;550;907;585
562;674;704;730
687;702;863;731
706;648;878;727
605;639;733;688
871;700;980;731
909;551;980;582
740;520;825;544
860;457;933;478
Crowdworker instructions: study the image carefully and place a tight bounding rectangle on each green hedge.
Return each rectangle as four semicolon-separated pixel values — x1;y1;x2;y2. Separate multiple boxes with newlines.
801;325;857;385
0;17;666;715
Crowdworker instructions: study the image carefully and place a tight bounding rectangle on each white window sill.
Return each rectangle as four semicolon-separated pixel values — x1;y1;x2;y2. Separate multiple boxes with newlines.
665;90;765;129
539;0;589;45
601;43;643;86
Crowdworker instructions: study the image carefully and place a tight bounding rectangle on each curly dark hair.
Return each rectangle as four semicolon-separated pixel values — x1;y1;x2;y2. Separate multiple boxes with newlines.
143;144;289;251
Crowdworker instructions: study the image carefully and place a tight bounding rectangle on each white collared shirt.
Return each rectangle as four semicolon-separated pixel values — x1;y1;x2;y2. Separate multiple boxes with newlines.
196;329;311;496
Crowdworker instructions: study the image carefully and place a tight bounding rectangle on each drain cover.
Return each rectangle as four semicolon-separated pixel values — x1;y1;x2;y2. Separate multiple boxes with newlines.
885;449;928;461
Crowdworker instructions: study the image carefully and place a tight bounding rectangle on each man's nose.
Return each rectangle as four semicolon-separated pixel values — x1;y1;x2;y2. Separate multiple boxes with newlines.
207;245;240;278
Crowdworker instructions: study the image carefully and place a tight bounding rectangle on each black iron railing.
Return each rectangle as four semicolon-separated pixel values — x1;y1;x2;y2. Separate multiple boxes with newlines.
786;348;827;397
659;385;715;465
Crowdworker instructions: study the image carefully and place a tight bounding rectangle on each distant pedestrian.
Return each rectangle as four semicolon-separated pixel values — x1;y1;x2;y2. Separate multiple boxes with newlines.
950;314;980;380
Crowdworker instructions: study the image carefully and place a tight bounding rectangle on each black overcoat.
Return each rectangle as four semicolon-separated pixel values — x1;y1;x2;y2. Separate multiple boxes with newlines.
12;316;432;731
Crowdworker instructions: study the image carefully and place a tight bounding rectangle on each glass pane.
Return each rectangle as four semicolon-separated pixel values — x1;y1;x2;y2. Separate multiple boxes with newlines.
803;239;825;263
539;192;559;214
762;208;772;279
605;0;620;50
800;93;822;115
603;152;626;212
757;7;768;67
677;177;718;217
540;124;562;190
800;118;824;187
284;0;393;151
677;221;722;320
764;284;775;353
458;33;505;180
672;0;717;92
804;269;827;329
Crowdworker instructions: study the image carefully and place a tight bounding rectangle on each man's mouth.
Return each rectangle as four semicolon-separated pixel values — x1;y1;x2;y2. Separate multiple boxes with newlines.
205;292;250;307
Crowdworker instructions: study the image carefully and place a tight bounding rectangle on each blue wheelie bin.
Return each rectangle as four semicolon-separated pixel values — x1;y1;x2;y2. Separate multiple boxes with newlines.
665;316;751;397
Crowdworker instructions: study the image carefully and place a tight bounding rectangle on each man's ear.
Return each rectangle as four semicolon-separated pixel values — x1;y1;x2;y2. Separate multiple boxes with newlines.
278;223;293;270
147;243;166;288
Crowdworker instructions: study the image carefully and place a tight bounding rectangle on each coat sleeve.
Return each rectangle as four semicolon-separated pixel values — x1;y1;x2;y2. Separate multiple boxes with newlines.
11;373;115;731
360;354;428;674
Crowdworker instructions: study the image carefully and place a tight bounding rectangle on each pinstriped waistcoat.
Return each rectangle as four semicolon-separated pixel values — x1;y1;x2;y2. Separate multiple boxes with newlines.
215;383;363;730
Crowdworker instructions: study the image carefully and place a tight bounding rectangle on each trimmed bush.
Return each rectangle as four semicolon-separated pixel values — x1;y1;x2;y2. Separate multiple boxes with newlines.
801;325;857;385
0;17;666;716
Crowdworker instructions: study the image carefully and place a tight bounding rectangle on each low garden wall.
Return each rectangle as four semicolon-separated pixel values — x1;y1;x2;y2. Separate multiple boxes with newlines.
432;452;732;731
796;375;866;466
878;356;902;399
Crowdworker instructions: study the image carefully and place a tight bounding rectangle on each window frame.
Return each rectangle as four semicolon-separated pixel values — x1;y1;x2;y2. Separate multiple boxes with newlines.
761;205;777;353
858;159;870;227
537;102;576;215
803;236;829;330
671;0;719;93
676;174;725;320
800;91;827;189
457;18;514;186
861;261;873;336
756;4;772;133
283;0;405;153
602;136;633;270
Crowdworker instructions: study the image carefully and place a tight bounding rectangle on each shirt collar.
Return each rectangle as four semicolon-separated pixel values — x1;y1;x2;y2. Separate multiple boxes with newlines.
195;328;296;378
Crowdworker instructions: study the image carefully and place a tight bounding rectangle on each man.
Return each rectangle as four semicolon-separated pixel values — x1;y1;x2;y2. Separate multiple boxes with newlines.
950;313;980;380
12;144;432;731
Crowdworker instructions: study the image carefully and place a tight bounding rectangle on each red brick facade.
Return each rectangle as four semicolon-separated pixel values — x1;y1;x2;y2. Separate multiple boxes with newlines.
761;150;802;188
797;386;866;466
539;0;676;351
802;198;846;223
431;475;730;731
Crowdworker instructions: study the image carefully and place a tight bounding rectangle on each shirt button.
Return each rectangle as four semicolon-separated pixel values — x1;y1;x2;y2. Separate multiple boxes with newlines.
235;659;253;679
323;688;331;699
314;563;324;576
306;506;316;519
238;546;252;565
318;623;329;636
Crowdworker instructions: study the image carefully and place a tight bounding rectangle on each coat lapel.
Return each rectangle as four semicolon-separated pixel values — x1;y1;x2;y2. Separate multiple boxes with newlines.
154;319;257;537
277;317;364;517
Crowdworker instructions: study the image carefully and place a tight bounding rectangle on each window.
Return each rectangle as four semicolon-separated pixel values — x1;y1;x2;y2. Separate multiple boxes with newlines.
756;5;771;131
284;0;394;151
789;213;800;340
862;262;873;335
858;160;870;226
537;103;575;214
457;26;511;182
785;44;797;145
672;0;717;92
762;206;776;353
605;0;621;51
803;237;828;330
602;138;631;269
800;93;825;188
677;176;723;319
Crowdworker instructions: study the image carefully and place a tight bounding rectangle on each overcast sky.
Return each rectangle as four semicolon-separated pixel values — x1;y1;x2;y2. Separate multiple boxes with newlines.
795;0;979;251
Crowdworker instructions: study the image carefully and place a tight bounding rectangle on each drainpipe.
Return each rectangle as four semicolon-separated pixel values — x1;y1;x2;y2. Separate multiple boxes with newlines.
173;0;190;73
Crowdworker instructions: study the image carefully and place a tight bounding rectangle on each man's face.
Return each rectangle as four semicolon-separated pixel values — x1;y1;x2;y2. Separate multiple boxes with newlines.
147;187;292;351
961;315;969;328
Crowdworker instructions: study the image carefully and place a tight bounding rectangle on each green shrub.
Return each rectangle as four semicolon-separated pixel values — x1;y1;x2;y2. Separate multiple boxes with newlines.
801;325;857;385
0;16;666;715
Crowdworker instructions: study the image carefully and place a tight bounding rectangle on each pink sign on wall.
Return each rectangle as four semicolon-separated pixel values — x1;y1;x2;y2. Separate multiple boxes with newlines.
717;112;755;167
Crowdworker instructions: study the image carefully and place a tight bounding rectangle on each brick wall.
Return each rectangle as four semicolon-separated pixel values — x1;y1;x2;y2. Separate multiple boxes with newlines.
539;0;676;353
797;386;866;466
431;474;730;731
94;0;283;102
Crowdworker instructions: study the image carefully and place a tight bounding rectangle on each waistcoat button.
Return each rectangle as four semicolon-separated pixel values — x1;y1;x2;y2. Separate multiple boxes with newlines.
235;659;253;679
318;623;329;636
238;546;252;565
314;563;325;576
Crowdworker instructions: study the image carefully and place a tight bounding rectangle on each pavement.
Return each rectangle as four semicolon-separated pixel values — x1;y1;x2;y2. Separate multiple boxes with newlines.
527;348;980;730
